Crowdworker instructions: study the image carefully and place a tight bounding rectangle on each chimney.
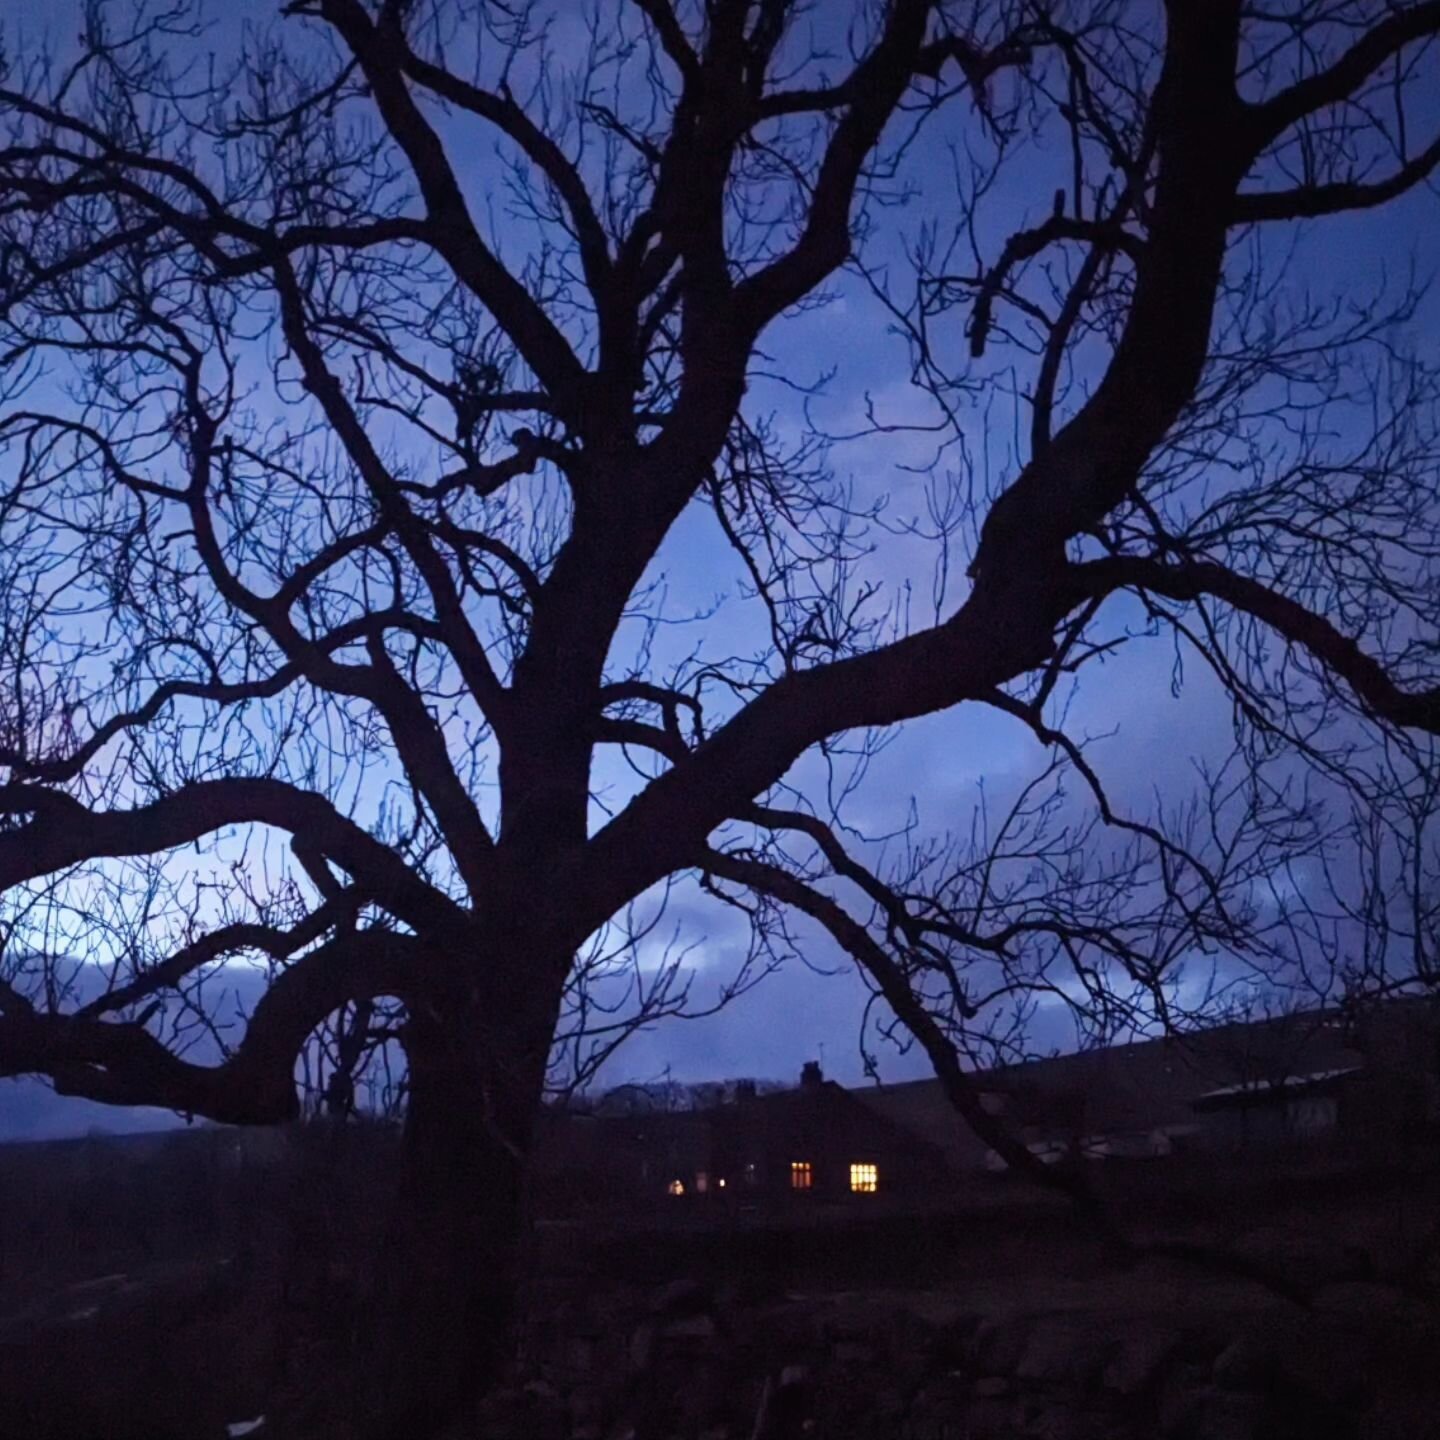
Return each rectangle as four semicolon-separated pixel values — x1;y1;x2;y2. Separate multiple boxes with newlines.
800;1060;823;1090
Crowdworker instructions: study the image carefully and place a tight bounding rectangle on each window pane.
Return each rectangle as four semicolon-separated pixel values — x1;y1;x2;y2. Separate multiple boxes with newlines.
790;1161;813;1190
849;1163;878;1193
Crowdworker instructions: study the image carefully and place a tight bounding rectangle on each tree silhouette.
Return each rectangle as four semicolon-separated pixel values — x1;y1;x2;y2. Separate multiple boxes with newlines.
2;1;1439;1432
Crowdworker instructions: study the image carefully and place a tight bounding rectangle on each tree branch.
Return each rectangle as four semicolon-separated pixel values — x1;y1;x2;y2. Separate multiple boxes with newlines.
1067;555;1440;734
698;845;1116;1217
1244;2;1440;150
0;779;467;936
630;0;701;84
0;929;429;1124
391;42;613;300
314;0;589;413
735;0;934;332
75;891;365;1020
1233;130;1440;221
700;846;1315;1305
969;214;1145;359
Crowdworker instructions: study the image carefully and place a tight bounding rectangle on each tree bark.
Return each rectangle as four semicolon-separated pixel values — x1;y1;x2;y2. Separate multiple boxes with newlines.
369;1114;526;1432
380;1000;548;1438
273;971;556;1440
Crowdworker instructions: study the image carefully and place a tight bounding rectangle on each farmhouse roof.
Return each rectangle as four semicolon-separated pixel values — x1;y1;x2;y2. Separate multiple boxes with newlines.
854;1008;1367;1164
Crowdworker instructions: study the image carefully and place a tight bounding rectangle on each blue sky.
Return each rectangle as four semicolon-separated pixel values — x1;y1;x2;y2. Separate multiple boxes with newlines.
3;2;1438;1135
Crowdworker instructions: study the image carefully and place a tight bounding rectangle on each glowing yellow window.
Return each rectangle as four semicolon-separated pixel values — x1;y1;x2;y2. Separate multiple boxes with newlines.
790;1161;813;1190
849;1163;878;1193
667;1178;685;1196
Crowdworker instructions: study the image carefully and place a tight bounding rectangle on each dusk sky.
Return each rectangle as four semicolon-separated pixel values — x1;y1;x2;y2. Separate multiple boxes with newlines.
574;69;1440;1090
2;1;1438;1138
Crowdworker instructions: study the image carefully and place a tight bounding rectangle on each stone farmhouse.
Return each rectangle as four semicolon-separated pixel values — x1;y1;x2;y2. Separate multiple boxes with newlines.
535;998;1440;1215
533;1060;951;1215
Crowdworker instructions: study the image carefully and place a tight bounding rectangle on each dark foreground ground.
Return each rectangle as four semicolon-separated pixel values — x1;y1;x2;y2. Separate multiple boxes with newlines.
1;1127;1438;1439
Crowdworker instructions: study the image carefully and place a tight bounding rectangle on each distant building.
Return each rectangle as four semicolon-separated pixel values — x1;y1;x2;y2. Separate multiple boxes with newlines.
532;999;1440;1216
704;1060;950;1203
855;998;1440;1171
532;1060;949;1213
1189;1065;1362;1149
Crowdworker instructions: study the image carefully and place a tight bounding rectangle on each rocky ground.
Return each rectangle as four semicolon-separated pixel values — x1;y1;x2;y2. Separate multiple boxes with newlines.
2;1241;1438;1439
3;1150;1438;1438
0;1255;272;1440
472;1267;1440;1440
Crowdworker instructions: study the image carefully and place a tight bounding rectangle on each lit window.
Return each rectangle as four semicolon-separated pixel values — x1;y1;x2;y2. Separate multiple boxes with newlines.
744;1162;759;1186
667;1178;685;1196
695;1171;709;1193
717;1177;726;1188
790;1161;813;1190
849;1163;878;1193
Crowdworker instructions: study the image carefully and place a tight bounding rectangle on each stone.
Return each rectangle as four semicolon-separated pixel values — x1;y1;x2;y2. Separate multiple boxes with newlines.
1176;1387;1266;1440
908;1371;971;1420
1269;1320;1375;1408
471;1384;569;1440
1358;1379;1440;1440
895;1292;977;1333
650;1277;714;1315
1211;1332;1272;1391
1314;1281;1429;1330
1232;1226;1374;1290
821;1310;877;1345
1013;1316;1108;1388
1025;1403;1113;1440
565;1334;599;1373
1102;1326;1184;1395
628;1319;656;1371
960;1397;1023;1438
972;1316;1030;1375
662;1313;718;1341
1156;1362;1218;1435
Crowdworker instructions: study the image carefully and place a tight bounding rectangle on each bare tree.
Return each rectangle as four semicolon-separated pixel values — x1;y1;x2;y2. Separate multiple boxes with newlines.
1;0;1439;1432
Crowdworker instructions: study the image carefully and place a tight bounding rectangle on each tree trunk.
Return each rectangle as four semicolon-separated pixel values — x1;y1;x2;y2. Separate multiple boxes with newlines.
380;1010;547;1438
277;988;554;1440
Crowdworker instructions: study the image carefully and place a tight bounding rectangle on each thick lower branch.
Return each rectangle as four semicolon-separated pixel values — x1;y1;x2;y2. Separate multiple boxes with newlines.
0;929;432;1125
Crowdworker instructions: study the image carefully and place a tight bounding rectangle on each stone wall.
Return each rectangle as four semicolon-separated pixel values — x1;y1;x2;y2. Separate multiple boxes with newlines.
478;1276;1438;1440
